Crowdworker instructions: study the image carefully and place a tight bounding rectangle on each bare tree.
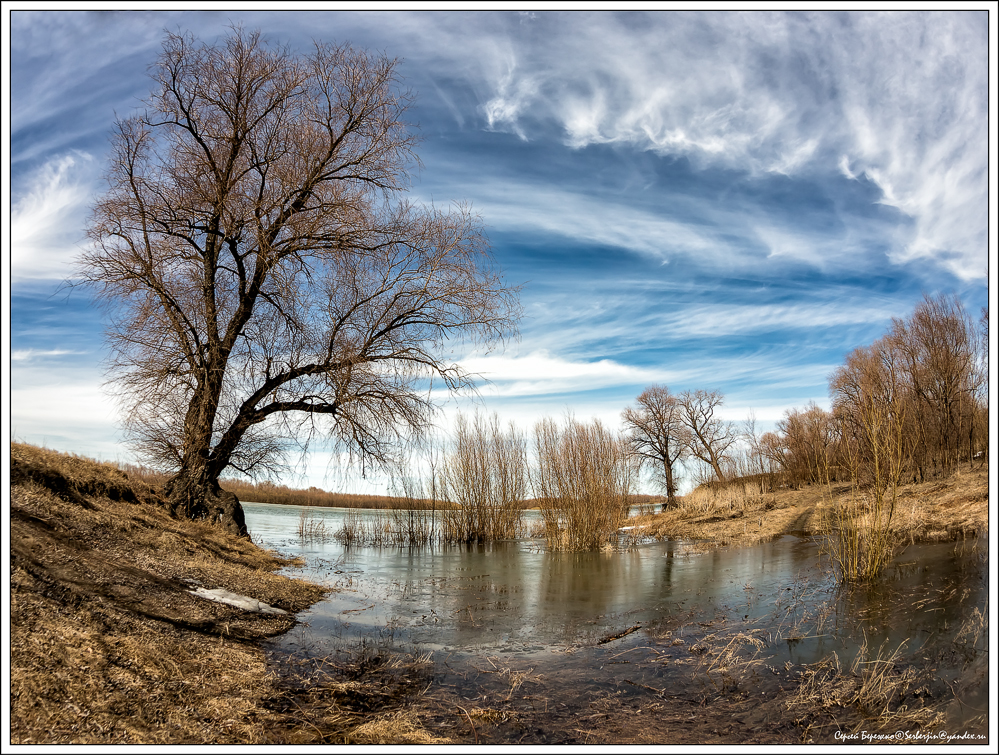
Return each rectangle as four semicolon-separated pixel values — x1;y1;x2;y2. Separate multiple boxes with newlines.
677;389;736;482
80;29;519;535
828;335;910;579
776;402;838;487
622;385;690;508
890;294;980;471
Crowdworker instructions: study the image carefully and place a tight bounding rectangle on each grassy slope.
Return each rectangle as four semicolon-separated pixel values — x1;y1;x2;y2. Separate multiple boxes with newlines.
8;443;441;744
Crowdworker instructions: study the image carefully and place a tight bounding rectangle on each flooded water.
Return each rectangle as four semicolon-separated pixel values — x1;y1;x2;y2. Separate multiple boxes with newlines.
244;501;989;743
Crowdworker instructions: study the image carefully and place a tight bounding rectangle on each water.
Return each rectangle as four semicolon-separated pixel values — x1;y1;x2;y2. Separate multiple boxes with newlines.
243;501;989;741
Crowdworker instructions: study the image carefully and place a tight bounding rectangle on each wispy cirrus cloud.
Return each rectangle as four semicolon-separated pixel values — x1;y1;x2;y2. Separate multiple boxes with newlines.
404;11;987;281
11;152;98;282
456;349;667;398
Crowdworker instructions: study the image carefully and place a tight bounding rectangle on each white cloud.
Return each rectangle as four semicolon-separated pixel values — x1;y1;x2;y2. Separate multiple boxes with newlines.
10;374;121;453
11;349;82;362
460;181;720;263
11;152;98;282
456;349;667;398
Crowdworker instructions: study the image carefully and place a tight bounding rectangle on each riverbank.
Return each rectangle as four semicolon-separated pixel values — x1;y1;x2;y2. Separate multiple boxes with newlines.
9;443;990;745
626;463;989;550
9;443;442;744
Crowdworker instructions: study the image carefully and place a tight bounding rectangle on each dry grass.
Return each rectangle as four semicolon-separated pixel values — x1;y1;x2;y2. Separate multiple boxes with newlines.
786;637;945;739
346;711;449;744
9;442;439;745
623;463;988;550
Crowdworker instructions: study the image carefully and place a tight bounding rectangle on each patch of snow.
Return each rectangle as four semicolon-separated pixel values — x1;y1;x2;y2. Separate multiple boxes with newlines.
188;586;287;615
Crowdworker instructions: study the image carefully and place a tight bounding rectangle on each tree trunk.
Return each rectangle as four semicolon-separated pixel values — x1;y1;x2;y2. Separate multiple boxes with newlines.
163;465;249;538
161;364;249;537
709;456;727;483
663;459;679;509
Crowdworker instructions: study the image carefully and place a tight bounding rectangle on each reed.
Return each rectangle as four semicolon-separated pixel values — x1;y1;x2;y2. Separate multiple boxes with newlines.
386;507;438;547
297;506;332;542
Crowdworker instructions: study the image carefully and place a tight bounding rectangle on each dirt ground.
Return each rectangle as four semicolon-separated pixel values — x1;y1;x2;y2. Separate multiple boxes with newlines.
8;443;989;745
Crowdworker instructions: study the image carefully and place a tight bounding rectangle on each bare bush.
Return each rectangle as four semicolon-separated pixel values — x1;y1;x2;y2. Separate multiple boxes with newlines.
827;337;909;580
531;416;634;551
438;412;527;543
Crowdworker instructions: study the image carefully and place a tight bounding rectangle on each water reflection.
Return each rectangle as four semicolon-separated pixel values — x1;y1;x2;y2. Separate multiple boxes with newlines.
243;501;988;735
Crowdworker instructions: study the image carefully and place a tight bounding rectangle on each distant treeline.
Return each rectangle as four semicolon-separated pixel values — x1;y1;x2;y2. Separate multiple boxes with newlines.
115;464;439;509
114;462;661;510
220;479;429;510
220;481;660;511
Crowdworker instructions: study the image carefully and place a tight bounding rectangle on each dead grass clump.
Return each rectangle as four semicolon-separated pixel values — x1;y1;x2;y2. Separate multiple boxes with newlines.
787;638;945;739
954;603;989;652
473;656;544;700
346;710;450;744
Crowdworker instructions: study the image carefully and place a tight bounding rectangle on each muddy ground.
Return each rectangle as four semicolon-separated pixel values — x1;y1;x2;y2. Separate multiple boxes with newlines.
8;443;989;745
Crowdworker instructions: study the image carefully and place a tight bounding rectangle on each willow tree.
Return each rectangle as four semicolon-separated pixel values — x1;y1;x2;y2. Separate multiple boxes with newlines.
81;29;519;536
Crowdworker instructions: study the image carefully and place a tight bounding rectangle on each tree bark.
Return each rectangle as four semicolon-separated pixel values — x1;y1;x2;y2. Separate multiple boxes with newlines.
163;465;248;538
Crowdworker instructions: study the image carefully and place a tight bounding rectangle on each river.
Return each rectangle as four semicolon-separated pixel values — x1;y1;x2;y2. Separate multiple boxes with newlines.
243;501;989;744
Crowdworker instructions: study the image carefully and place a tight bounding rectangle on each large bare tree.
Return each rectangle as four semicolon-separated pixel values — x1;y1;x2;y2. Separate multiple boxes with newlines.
622;385;690;508
81;29;519;535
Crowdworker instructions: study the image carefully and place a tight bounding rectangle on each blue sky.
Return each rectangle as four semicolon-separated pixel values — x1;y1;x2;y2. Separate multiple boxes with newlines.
6;9;995;493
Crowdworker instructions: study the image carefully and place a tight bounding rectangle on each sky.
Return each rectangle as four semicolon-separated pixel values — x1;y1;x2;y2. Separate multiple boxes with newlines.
6;8;995;494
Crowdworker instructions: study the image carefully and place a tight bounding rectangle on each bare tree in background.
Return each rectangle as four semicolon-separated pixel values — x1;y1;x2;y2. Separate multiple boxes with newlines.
622;385;690;508
890;294;981;472
776;402;839;487
80;29;519;535
678;389;736;482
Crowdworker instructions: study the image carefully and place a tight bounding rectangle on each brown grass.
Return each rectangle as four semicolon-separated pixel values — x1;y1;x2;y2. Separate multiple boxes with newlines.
624;462;988;550
346;710;449;744
9;442;443;744
786;637;946;739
